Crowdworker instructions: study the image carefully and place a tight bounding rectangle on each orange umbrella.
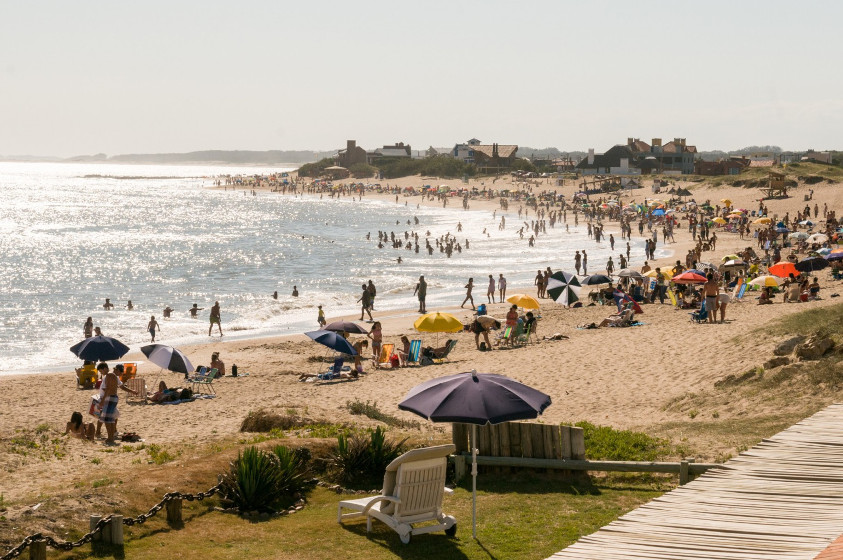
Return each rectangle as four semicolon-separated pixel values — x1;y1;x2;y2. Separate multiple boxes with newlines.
768;262;798;278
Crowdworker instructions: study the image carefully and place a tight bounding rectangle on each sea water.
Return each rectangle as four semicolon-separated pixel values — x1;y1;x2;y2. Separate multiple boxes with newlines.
0;162;667;375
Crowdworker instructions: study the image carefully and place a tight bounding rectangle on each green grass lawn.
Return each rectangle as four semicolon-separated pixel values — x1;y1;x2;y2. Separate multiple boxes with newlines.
54;475;667;560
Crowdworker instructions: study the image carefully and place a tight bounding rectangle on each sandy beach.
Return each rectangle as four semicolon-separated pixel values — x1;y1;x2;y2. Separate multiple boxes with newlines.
1;172;842;541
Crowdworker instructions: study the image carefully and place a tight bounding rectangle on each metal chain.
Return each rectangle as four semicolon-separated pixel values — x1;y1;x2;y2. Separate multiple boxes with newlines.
1;484;221;560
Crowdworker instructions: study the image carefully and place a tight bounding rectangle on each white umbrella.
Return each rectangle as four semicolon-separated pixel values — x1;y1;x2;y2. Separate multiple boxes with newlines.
807;233;828;244
788;232;808;240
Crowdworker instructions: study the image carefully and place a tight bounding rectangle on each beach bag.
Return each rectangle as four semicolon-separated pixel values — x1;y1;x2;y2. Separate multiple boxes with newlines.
88;394;101;417
231;364;238;377
390;354;400;368
477;304;487;316
420;356;434;366
479;342;487;351
179;388;193;400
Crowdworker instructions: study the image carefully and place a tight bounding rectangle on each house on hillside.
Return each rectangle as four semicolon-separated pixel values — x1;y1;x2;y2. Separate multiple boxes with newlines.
695;159;746;176
471;143;518;172
452;138;482;163
336;140;368;168
802;151;832;164
576;145;639;175
426;146;453;158
625;137;697;175
367;142;412;164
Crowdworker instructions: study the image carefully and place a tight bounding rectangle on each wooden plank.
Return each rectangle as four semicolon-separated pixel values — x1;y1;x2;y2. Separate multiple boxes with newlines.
530;424;546;459
498;421;511;474
549;425;562;460
570;426;586;460
543;425;556;461
520;423;533;459
489;424;501;457
509;423;522;457
452;423;468;453
455;455;722;474
560;425;572;460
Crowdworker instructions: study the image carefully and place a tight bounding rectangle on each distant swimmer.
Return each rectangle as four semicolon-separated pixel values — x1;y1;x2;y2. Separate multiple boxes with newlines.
103;298;114;311
189;303;204;318
126;300;133;311
162;306;173;318
292;286;299;297
94;326;103;336
272;291;278;300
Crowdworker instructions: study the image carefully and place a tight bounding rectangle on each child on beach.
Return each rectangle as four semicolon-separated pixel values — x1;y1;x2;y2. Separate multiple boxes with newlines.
147;315;160;342
317;305;326;327
65;411;95;440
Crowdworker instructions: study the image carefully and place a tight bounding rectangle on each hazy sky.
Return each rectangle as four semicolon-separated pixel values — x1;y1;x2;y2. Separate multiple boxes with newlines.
1;1;840;156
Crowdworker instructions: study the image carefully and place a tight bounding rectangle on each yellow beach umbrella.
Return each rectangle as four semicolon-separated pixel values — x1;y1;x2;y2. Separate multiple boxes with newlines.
720;198;732;206
721;254;741;262
712;217;727;225
506;294;540;310
753;217;772;225
413;312;463;333
748;275;784;288
643;269;673;279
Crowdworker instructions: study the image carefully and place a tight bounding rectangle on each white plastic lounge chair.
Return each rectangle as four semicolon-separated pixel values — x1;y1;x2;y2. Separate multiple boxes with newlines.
337;444;457;544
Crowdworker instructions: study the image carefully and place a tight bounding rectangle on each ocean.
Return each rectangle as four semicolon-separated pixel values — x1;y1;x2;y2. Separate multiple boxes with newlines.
0;162;666;375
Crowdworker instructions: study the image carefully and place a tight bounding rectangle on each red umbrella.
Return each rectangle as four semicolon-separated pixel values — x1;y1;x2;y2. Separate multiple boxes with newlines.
768;262;798;278
672;271;707;284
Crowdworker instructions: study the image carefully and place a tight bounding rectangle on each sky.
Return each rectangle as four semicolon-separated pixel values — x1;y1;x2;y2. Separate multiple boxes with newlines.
1;0;841;157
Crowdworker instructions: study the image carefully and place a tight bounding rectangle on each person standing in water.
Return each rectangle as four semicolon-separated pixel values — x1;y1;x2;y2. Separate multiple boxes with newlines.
147;316;160;342
83;317;94;338
208;301;223;336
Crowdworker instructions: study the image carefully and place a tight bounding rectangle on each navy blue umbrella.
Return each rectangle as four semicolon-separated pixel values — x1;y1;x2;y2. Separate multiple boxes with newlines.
305;330;357;355
795;257;830;272
323;320;368;335
70;335;130;362
399;370;551;538
581;274;613;285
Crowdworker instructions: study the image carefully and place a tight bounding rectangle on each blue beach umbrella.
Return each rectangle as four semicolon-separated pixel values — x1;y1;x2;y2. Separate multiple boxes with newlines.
70;335;130;362
652;208;665;216
305;330;357;355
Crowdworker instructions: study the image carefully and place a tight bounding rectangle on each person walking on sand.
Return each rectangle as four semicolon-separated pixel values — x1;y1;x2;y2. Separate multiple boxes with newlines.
414;275;427;313
147;315;160;342
358;284;373;321
498;273;507;301
461;278;476;309
487;274;496;303
83;317;94;338
582;250;588;275
208;301;223;336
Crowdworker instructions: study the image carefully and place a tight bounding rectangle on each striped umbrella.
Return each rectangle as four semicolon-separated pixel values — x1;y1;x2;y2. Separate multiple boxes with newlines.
547;271;581;306
141;344;195;375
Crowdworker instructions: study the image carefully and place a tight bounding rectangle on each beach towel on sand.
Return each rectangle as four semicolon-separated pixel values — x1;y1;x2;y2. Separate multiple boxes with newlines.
99;395;119;424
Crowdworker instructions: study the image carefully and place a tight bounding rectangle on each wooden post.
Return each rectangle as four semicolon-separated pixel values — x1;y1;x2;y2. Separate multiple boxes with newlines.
489;424;500;457
520;423;533;459
498;421;511;474
29;541;46;560
452;423;468;453
166;499;183;525
110;515;123;545
560;425;572;459
509;423;522;458
453;454;466;482
570;427;586;460
89;515;102;542
549;425;562;460
542;425;555;460
679;460;690;485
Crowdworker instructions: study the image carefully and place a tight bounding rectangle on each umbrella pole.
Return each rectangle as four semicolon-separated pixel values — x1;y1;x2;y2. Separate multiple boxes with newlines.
471;423;477;539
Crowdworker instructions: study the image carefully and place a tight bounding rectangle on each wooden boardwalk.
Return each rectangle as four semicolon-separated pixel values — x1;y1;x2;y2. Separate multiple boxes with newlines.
548;404;843;560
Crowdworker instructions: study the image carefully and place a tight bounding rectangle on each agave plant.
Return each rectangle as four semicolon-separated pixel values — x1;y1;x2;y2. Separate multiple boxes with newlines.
271;445;311;497
220;446;284;512
329;427;407;487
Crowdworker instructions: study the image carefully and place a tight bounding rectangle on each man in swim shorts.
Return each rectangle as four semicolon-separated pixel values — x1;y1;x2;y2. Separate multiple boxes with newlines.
208;301;223;336
702;273;719;324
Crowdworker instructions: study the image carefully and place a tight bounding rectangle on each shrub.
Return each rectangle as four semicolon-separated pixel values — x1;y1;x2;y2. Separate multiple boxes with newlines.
297;158;335;178
328;427;407;487
241;409;309;432
349;162;376;178
346;400;421;429
220;445;312;513
575;421;672;462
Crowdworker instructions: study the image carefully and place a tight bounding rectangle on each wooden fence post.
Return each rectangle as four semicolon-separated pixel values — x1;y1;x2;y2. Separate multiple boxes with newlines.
28;540;46;560
110;515;123;545
509;423;522;458
520;423;533;459
560;425;572;460
570;427;586;460
453;454;466;482
89;515;102;542
452;423;468;453
498;421;511;474
679;460;689;485
166;499;183;525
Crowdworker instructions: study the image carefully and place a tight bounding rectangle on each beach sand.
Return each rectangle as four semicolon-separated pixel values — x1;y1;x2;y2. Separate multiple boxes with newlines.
1;173;842;530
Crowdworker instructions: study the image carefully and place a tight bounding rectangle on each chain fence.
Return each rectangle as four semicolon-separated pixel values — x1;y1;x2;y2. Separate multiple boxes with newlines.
1;484;220;560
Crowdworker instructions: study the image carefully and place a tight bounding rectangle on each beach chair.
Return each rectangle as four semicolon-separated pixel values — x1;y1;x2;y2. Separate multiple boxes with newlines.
76;366;97;389
191;368;217;395
433;340;457;363
125;377;147;403
690;301;707;323
120;363;137;383
338;444;457;544
376;344;394;368
515;324;532;346
403;339;422;366
496;326;513;346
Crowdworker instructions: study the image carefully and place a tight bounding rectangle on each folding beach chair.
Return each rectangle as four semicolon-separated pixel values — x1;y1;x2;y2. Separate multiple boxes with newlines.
191;367;218;394
433;340;457;364
404;339;422;366
125;377;147;403
338;444;457;544
376;344;394;368
689;300;707;323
